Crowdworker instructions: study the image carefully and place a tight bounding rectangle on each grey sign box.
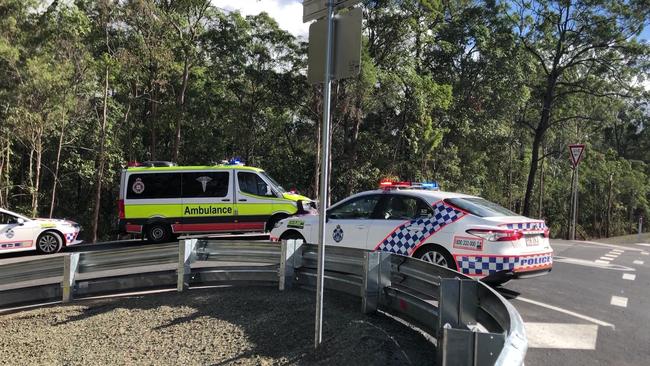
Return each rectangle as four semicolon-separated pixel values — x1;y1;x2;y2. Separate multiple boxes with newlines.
308;7;362;84
303;0;361;23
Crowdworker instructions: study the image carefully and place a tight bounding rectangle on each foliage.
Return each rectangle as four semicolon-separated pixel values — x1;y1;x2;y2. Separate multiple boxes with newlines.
0;0;647;241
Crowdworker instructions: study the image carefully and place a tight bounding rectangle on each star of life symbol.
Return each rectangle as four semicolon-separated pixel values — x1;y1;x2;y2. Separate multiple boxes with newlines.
5;229;14;239
196;176;212;193
132;178;145;194
332;225;344;242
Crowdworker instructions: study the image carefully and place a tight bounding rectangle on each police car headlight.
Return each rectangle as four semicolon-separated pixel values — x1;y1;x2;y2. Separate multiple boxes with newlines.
301;201;312;211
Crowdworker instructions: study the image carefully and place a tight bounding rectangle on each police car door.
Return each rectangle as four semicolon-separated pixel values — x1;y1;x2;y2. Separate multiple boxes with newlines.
367;194;435;255
325;194;382;249
0;212;34;251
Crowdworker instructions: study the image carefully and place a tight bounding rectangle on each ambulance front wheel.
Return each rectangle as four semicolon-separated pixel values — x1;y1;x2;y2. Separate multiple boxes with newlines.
146;223;172;243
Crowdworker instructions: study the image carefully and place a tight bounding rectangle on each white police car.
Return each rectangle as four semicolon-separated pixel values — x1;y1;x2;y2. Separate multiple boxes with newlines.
271;181;553;283
0;208;82;254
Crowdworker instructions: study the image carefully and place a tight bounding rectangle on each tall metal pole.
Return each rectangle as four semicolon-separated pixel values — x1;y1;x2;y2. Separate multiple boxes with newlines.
570;165;579;240
314;0;335;349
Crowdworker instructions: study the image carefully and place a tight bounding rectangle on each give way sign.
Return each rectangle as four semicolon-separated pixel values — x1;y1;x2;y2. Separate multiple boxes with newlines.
569;144;585;169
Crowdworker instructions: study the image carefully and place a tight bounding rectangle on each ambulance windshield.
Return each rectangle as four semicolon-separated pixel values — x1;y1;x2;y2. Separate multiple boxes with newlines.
261;172;286;193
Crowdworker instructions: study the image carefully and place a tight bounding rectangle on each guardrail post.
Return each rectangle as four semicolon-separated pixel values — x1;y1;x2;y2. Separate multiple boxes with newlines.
438;278;504;366
362;251;391;314
177;239;197;292
438;278;479;332
279;239;303;290
62;253;80;303
440;326;505;366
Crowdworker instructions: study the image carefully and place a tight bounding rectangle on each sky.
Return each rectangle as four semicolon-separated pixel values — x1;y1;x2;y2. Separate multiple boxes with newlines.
212;0;310;39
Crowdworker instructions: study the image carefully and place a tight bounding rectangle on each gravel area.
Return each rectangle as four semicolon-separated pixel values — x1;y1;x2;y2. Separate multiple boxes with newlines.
0;287;436;365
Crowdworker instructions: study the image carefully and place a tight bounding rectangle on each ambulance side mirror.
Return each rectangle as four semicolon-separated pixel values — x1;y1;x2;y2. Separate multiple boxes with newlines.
16;218;25;226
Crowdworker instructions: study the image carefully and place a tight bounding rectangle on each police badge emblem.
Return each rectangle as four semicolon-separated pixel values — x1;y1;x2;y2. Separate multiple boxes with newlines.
332;225;344;243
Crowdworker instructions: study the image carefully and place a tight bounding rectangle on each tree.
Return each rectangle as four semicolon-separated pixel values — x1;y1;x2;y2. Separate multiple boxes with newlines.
509;0;649;216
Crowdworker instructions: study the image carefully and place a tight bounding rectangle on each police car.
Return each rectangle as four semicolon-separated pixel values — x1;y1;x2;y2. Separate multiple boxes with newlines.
0;208;82;254
271;181;553;283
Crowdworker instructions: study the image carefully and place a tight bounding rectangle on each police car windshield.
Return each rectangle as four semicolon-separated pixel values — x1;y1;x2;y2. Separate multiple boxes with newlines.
445;197;517;217
261;172;286;193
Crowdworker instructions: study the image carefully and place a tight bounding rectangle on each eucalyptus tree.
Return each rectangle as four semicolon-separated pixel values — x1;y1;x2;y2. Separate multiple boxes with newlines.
508;0;650;216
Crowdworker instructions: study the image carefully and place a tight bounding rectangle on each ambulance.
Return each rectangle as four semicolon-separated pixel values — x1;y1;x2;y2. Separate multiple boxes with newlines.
118;160;315;243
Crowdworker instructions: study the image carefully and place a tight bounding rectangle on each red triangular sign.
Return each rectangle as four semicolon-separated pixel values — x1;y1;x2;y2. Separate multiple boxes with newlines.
569;144;585;169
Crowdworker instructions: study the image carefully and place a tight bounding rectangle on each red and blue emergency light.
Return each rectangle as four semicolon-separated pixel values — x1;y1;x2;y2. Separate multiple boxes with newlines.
379;179;440;190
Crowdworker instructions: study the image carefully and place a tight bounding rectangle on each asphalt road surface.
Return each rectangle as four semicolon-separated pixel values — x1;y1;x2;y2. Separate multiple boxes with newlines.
500;239;650;366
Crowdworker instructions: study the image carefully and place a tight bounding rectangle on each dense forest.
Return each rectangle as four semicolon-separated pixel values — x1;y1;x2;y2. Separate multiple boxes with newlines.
0;0;648;241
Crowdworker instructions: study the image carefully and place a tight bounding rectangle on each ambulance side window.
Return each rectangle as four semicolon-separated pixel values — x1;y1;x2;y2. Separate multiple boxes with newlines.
182;172;230;198
126;173;182;199
238;172;274;197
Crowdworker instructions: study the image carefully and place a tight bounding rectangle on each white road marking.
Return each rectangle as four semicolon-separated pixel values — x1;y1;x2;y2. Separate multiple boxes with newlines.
573;240;643;252
601;256;616;260
605;252;619;257
612;249;624;253
595;259;610;264
553;256;635;271
622;273;636;280
610;296;628;308
636;243;650;247
516;297;615;328
525;323;598;350
641;252;649;256
633;260;644;265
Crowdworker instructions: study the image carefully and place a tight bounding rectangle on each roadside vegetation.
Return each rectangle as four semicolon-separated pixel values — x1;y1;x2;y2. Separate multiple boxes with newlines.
0;0;648;241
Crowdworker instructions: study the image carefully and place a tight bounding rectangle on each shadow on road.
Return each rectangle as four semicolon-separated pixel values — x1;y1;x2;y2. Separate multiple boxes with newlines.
493;286;521;300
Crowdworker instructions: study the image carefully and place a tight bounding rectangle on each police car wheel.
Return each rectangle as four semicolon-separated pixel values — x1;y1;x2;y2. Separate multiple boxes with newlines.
146;224;171;243
266;214;289;232
36;232;63;254
280;231;306;242
416;247;456;270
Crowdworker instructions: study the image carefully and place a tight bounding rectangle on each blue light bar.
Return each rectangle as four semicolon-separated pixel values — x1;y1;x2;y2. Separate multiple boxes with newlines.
223;157;245;166
414;181;439;190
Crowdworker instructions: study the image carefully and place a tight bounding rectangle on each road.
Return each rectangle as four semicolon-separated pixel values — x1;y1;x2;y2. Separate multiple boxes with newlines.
1;236;648;365
500;239;650;366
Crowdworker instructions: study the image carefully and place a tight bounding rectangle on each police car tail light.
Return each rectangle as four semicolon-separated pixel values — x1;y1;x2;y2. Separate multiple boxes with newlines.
466;228;523;242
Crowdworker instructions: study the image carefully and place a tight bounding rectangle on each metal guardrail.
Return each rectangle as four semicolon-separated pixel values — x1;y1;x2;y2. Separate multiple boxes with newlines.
0;239;526;366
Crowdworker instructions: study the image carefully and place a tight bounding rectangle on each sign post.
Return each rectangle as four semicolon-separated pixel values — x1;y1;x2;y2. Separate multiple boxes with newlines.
303;0;362;349
639;216;643;243
568;144;585;241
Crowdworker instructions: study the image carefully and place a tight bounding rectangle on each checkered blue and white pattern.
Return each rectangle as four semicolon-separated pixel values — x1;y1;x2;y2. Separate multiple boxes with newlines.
504;222;546;230
65;232;77;243
457;256;519;276
377;202;464;255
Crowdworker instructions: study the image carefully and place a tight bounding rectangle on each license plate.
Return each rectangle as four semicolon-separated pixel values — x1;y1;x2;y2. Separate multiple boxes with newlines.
525;236;541;247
